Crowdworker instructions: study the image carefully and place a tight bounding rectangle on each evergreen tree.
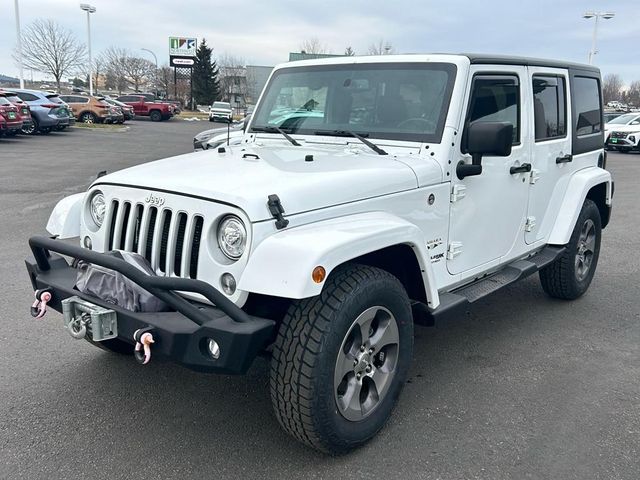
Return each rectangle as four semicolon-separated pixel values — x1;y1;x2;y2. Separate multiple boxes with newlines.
192;39;220;105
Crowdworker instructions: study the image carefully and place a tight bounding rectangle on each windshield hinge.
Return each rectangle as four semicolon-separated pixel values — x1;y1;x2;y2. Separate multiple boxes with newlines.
267;194;289;230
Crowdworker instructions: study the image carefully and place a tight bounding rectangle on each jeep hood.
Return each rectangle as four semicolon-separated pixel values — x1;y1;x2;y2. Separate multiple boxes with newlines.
95;144;441;222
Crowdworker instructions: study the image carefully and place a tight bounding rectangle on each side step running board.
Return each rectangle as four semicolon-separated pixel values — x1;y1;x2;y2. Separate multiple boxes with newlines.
418;246;565;325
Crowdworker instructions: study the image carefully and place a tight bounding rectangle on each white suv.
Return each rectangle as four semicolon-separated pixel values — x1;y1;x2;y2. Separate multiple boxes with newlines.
208;101;232;123
27;54;613;454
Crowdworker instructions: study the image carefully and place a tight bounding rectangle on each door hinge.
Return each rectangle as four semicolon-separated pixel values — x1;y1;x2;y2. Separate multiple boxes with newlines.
450;184;466;203
525;216;536;232
529;169;541;185
447;242;463;260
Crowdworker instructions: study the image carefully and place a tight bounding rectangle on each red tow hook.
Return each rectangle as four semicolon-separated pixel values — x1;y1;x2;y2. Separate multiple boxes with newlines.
133;327;155;365
30;288;53;319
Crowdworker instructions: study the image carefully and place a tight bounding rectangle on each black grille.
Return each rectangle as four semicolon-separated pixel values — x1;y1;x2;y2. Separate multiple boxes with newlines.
611;131;628;139
107;201;203;278
190;216;204;279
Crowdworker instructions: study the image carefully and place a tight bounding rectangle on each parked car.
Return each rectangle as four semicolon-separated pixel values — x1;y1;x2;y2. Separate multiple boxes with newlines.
14;89;71;134
0;90;33;135
606;124;640;153
51;96;76;130
26;54;612;454
103;98;135;121
115;94;174;121
59;94;119;124
604;112;640;143
193;116;249;149
0;115;6;136
0;93;23;135
209;101;232;122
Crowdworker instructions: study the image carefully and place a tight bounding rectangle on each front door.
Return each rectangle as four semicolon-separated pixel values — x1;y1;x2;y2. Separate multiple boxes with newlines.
447;67;531;276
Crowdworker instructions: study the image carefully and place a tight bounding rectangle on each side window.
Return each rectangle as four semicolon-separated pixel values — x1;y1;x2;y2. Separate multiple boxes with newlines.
533;75;566;141
466;75;520;144
17;92;38;102
573;76;601;136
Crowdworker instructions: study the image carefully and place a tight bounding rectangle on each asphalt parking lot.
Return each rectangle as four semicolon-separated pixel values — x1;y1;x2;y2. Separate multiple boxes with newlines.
1;121;638;480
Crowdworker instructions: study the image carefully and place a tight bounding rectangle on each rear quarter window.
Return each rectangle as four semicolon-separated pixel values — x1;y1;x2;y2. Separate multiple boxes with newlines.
570;73;603;155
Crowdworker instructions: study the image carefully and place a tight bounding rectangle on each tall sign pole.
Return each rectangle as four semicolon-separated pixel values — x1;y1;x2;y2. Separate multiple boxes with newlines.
169;36;197;109
14;0;24;89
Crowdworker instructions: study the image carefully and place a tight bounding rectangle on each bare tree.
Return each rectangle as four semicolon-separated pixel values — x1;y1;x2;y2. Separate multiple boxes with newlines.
623;80;640;107
368;39;395;55
17;19;86;91
344;46;356;56
92;54;106;92
602;74;624;104
300;37;327;55
103;46;128;93
123;56;154;92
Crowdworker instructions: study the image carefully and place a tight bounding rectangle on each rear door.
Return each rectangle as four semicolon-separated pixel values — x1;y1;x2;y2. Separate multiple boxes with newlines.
525;67;572;244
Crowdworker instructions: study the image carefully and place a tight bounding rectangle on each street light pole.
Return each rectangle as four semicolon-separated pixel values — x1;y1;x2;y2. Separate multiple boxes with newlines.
141;48;158;96
80;4;96;95
14;0;24;89
583;11;615;65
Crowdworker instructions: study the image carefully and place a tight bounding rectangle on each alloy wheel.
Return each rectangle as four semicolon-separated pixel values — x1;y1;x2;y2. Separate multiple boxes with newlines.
575;218;596;282
334;306;400;421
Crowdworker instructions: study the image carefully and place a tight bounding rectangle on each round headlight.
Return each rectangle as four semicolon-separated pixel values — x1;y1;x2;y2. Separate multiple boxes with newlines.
89;191;106;227
217;216;246;259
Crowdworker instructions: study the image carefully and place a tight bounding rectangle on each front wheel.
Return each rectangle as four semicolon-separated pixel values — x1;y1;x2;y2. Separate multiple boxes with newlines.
539;199;602;300
270;264;413;454
149;110;162;122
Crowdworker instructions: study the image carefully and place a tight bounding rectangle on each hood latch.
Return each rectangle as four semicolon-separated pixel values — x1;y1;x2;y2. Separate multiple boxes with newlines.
267;194;289;230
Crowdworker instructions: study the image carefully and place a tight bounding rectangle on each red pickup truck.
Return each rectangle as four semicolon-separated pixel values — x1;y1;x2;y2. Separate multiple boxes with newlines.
115;94;175;121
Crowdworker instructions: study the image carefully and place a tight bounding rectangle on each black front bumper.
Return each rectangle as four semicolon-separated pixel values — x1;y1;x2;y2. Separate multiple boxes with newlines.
26;236;275;374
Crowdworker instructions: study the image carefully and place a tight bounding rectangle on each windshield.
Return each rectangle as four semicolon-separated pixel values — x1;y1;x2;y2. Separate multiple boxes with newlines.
251;62;456;143
212;102;231;109
608;113;639;125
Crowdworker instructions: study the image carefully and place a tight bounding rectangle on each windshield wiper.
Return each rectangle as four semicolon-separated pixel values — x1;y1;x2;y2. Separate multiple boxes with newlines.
314;130;387;156
251;126;301;146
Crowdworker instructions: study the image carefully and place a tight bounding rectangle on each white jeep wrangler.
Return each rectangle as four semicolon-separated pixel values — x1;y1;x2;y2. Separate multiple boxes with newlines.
27;54;613;454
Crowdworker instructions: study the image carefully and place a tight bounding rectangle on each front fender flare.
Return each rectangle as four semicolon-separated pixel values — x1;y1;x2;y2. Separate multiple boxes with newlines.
548;167;612;245
239;212;440;308
46;193;85;239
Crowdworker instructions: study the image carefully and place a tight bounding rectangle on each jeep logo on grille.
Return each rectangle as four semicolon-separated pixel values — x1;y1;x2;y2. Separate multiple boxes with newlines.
144;193;165;206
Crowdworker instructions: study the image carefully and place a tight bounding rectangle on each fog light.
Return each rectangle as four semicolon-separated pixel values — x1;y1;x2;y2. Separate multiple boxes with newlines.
83;236;92;249
220;273;236;295
207;339;221;359
629;135;635;143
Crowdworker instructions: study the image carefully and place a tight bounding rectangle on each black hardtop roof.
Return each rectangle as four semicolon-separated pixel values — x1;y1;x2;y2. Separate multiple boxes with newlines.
463;54;600;74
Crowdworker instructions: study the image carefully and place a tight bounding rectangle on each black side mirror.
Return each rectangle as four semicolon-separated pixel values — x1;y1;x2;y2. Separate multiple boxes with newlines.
458;121;514;179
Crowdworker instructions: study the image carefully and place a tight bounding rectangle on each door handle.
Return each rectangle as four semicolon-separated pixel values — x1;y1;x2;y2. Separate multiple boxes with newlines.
510;163;532;174
556;154;573;164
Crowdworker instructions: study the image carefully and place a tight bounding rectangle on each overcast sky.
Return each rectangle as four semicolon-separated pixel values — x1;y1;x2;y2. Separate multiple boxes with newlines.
2;0;638;83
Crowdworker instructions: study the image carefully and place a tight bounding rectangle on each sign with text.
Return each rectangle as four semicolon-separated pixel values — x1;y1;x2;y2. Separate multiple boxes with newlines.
170;56;195;67
169;37;197;57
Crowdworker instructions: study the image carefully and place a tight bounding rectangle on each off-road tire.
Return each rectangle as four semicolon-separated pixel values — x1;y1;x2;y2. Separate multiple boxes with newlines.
85;337;133;355
539;199;602;300
269;264;413;454
149;110;162;122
